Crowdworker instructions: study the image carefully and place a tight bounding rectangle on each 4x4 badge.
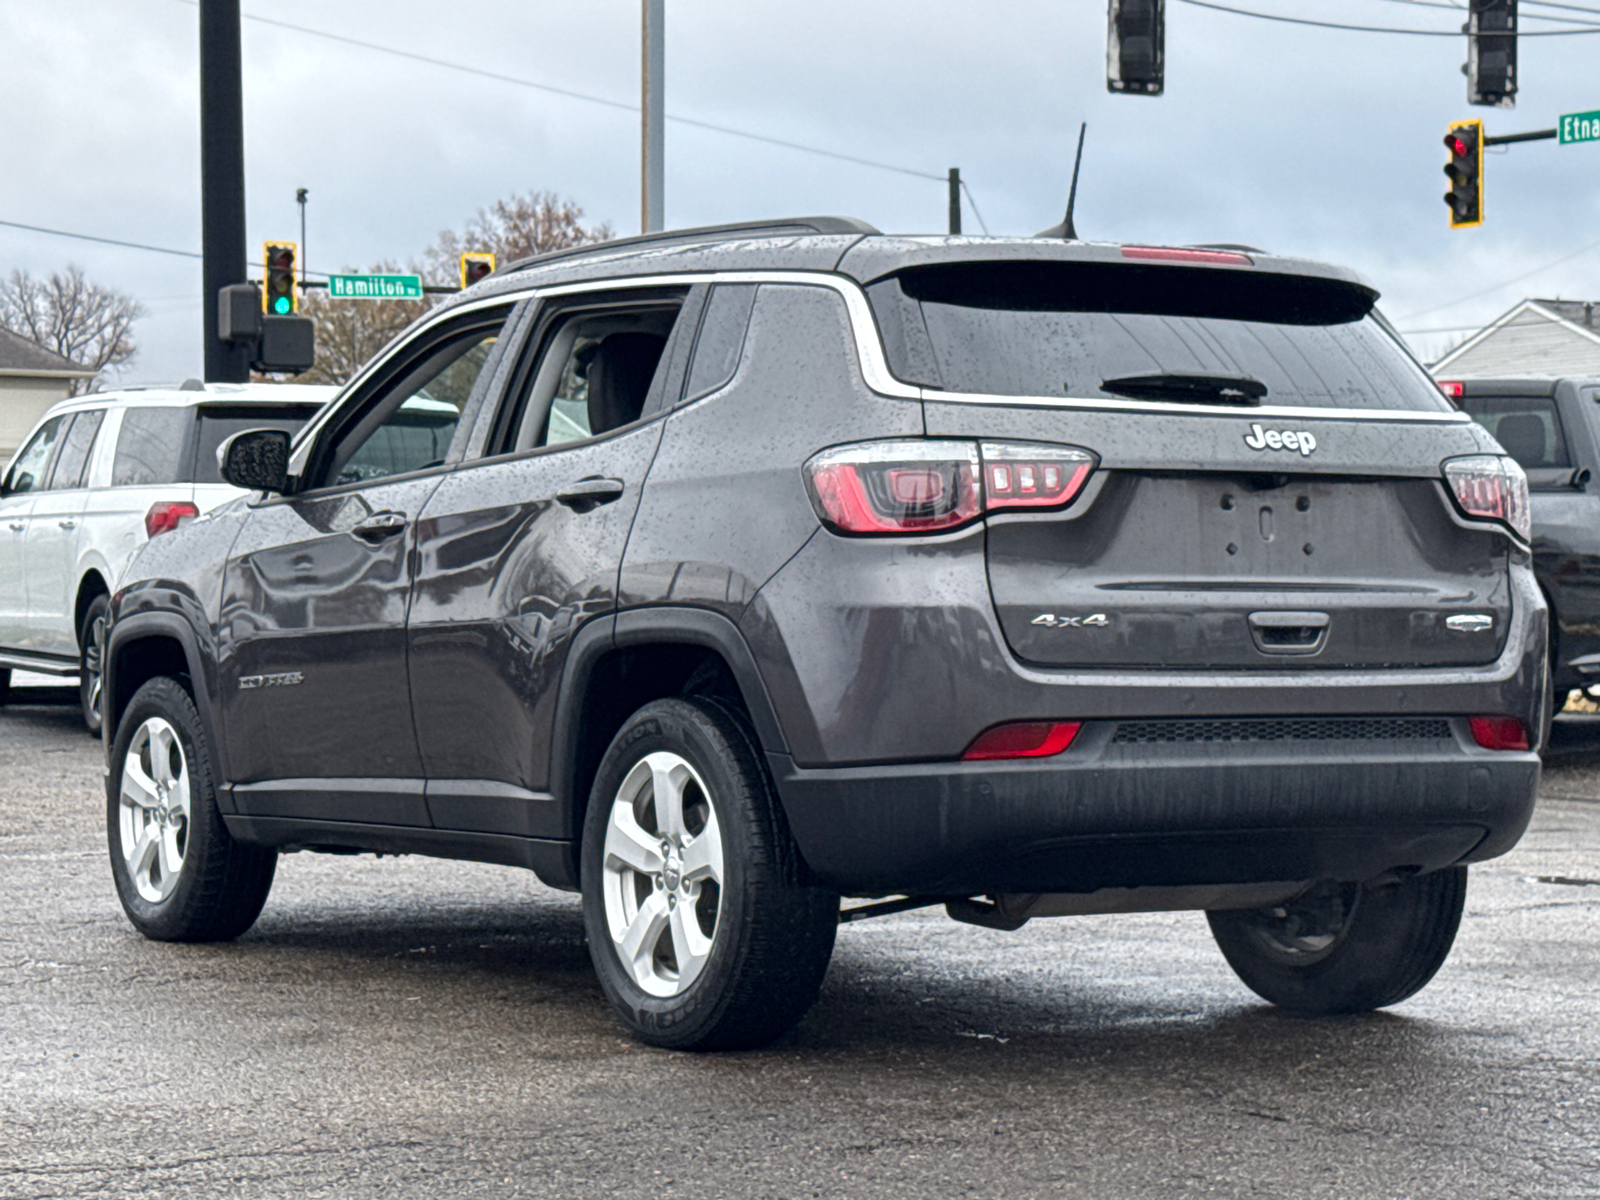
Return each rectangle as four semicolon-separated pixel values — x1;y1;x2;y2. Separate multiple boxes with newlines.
1243;423;1317;457
1031;613;1108;629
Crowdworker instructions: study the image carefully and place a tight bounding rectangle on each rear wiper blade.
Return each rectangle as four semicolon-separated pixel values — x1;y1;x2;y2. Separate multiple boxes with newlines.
1099;373;1268;405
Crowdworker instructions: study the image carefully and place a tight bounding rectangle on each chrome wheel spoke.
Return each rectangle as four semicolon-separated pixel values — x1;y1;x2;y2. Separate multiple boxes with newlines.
620;890;671;977
121;759;160;810
605;806;663;875
668;902;713;981
127;821;159;878
681;809;723;885
650;755;688;839
150;724;178;787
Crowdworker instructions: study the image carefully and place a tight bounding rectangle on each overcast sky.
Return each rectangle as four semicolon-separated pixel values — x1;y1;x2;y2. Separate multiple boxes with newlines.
3;0;1598;383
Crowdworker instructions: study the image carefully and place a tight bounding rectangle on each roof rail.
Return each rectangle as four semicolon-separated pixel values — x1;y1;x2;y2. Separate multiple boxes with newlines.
502;216;879;275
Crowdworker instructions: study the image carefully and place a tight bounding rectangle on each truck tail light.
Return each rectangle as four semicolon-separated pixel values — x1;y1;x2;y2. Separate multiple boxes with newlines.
1438;380;1464;400
805;441;1095;535
1468;716;1529;751
1443;455;1530;542
962;721;1081;761
145;501;199;539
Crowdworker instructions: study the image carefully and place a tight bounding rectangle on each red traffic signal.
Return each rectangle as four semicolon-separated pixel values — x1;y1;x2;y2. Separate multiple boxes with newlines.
459;251;496;290
263;241;298;314
1443;121;1483;229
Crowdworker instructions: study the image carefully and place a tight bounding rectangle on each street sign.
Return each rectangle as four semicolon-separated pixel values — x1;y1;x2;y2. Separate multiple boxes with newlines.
327;273;424;300
1559;110;1600;145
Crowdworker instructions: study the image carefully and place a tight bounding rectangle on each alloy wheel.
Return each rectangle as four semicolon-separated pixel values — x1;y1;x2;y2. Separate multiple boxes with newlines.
600;751;725;998
118;717;192;903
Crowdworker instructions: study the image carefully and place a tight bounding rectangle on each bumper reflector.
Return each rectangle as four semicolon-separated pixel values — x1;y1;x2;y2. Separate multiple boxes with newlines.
1468;716;1530;751
962;721;1081;761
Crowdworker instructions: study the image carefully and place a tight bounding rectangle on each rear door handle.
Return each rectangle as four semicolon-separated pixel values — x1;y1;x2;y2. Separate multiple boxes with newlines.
7;521;23;532
350;511;408;542
555;477;625;509
58;519;77;531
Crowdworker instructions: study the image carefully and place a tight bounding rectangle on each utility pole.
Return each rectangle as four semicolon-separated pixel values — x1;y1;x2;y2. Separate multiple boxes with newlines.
948;168;962;235
199;0;250;382
641;0;665;234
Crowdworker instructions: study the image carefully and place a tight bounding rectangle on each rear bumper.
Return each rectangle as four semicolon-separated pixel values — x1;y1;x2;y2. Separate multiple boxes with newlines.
768;719;1539;896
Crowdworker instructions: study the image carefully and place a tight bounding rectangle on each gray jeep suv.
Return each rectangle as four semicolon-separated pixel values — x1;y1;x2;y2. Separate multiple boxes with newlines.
102;219;1544;1049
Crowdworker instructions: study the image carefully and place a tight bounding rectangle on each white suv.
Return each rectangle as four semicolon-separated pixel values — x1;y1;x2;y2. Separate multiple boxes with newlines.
0;382;334;731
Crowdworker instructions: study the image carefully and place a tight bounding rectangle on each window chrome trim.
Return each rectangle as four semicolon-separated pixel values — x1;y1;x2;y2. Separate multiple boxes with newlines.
289;269;1469;476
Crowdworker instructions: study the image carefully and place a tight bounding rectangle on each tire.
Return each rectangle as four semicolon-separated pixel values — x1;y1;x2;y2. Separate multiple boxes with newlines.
1207;867;1468;1014
78;593;109;736
107;677;276;942
581;697;839;1051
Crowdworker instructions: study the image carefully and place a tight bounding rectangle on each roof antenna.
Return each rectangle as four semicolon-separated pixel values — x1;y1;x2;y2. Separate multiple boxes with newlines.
1036;123;1088;239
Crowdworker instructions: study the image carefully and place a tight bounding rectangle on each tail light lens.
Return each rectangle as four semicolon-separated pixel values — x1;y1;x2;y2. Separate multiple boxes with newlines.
1438;380;1464;400
145;501;199;539
1468;716;1530;751
962;721;1081;761
1443;455;1530;542
805;440;1095;535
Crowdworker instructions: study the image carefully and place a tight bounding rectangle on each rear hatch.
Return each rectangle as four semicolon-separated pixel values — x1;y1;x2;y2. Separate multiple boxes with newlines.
866;254;1514;670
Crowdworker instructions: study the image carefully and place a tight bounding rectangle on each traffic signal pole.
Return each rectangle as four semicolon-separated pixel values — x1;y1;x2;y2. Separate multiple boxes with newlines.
199;0;251;383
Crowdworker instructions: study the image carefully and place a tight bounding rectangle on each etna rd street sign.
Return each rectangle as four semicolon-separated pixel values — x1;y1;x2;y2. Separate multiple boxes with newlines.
328;274;424;299
1559;110;1600;145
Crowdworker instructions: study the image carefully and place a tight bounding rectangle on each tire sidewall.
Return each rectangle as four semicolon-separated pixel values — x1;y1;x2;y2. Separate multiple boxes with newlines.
581;699;760;1047
78;593;109;736
106;677;222;939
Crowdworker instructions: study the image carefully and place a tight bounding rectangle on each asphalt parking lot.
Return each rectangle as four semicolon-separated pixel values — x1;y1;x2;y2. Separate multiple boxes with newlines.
3;684;1599;1199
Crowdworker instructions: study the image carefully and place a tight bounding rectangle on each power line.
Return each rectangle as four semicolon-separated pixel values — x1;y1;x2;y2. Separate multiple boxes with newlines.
167;0;947;184
0;218;201;259
1379;0;1600;24
1177;0;1600;33
1396;238;1600;322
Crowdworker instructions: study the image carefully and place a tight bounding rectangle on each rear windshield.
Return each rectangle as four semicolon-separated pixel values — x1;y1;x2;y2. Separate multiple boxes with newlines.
867;261;1451;413
1459;395;1570;469
191;406;321;484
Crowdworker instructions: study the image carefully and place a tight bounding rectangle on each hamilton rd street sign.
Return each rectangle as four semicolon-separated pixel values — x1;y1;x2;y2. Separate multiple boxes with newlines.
328;273;424;300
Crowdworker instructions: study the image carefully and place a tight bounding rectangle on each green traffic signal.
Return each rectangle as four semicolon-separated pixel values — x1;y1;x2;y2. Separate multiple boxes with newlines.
272;295;292;315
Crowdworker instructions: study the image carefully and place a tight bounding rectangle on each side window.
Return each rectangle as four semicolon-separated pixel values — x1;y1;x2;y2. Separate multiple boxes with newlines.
4;415;65;495
318;315;508;489
683;284;756;402
45;410;105;490
1459;396;1570;470
113;408;190;486
505;301;683;454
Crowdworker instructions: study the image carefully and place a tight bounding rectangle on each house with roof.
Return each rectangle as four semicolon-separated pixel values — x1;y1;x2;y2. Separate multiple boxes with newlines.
0;327;96;461
1431;298;1600;378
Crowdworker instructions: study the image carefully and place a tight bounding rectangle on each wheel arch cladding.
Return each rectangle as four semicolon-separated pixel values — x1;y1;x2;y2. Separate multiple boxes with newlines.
75;572;110;636
105;615;228;794
554;608;790;862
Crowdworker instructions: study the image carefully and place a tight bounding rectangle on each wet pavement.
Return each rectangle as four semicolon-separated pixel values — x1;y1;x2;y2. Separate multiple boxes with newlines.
3;690;1598;1198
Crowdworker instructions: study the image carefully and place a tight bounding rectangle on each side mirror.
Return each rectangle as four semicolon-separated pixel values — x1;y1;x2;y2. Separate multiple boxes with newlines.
218;428;291;493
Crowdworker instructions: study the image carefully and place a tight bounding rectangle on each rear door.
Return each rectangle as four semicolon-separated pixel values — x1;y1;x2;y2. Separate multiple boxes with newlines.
220;305;515;823
871;260;1512;671
407;285;699;838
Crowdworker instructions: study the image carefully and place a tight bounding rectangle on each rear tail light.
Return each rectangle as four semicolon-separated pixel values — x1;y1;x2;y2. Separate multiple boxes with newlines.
1438;380;1464;400
1443;455;1530;542
145;501;199;539
1468;716;1529;751
1121;246;1253;266
962;721;1081;761
805;440;1095;535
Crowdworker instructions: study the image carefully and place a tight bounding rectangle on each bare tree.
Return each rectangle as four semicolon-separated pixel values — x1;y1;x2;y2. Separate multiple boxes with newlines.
0;266;144;394
299;191;613;386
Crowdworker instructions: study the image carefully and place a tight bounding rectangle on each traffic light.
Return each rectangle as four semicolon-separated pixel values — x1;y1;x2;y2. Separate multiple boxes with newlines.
1467;0;1517;108
1444;121;1484;228
459;251;496;289
263;242;298;315
1107;0;1164;96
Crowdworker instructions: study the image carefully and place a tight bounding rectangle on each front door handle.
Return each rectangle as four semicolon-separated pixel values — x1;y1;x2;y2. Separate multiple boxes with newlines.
58;519;77;531
350;511;408;542
7;521;22;532
555;477;625;510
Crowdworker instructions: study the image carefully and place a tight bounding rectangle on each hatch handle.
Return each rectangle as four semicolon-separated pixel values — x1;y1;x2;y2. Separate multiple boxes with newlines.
1248;610;1329;656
